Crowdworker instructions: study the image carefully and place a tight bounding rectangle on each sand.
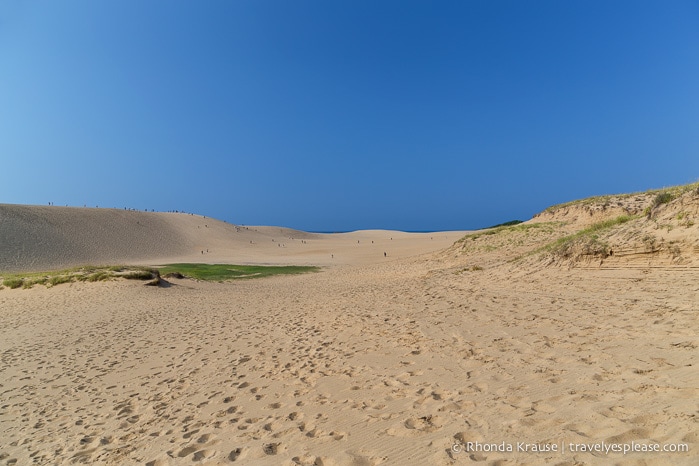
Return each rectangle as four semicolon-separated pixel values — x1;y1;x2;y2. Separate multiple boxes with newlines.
0;201;697;465
0;204;463;272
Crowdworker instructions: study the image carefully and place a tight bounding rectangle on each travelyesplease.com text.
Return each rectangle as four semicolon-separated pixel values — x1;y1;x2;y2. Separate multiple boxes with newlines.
451;440;689;456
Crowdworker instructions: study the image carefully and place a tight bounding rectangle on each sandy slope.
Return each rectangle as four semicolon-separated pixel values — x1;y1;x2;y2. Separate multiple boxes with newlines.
0;199;697;465
0;204;464;272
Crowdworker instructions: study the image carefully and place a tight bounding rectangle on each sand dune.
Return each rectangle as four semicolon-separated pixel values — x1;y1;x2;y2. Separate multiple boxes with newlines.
0;204;465;272
0;205;199;272
0;189;697;465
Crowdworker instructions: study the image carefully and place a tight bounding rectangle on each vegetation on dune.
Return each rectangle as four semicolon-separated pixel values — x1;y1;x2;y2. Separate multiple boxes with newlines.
536;215;636;259
48;275;74;286
156;263;319;281
483;220;524;229
506;181;699;264
0;265;159;289
653;191;676;207
544;181;699;214
457;221;560;243
639;190;684;218
3;278;24;289
544;193;636;213
1;263;319;290
123;270;158;280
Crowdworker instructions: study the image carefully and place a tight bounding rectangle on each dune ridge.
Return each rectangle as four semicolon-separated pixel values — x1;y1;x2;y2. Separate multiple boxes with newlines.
0;204;464;273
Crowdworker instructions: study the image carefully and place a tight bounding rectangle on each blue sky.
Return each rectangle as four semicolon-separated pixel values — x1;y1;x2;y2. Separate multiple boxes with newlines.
1;1;698;231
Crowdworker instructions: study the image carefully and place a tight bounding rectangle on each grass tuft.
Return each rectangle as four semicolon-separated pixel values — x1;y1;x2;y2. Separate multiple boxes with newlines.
123;270;158;280
653;192;675;207
48;275;74;287
4;278;24;289
23;277;47;288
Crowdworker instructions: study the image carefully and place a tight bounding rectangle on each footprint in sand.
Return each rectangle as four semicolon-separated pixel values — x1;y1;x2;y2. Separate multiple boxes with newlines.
606;427;654;443
228;447;245;461
176;445;199;458
192;449;216;461
264;420;282;432
263;442;284;455
386;415;445;436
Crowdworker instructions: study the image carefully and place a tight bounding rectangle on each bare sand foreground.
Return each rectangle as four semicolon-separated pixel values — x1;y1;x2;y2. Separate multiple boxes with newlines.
1;190;698;466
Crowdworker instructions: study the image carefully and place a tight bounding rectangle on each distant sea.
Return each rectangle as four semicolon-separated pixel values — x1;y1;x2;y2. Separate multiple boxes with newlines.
310;230;461;234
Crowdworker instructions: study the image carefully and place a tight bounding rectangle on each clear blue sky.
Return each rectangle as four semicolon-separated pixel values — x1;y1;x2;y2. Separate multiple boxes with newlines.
1;1;698;231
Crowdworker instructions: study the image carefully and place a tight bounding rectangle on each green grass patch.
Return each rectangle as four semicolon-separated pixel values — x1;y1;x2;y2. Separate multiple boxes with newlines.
156;263;319;281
